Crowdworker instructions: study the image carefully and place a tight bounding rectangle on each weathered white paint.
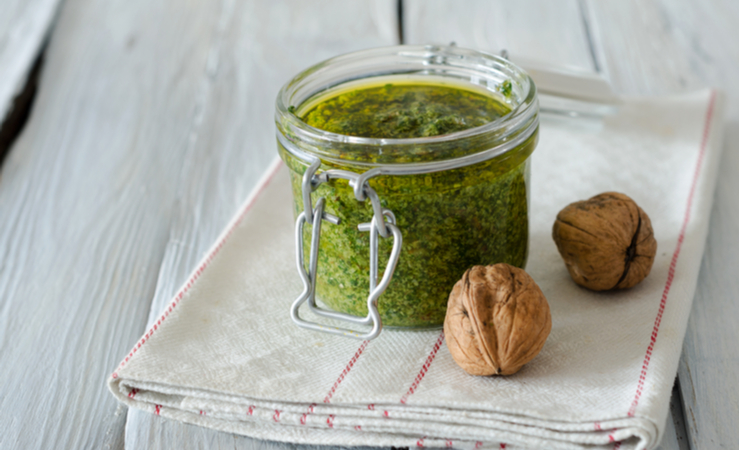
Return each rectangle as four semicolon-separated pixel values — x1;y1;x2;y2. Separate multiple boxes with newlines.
403;0;597;72
0;0;61;120
0;0;396;449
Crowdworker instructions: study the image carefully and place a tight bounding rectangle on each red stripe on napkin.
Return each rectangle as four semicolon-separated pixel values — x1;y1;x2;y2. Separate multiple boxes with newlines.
400;331;445;404
111;160;283;379
324;340;369;403
301;340;370;426
626;90;717;417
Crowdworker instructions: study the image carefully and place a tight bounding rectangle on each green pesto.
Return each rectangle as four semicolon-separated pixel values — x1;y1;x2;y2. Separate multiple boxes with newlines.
301;84;510;139
280;81;534;328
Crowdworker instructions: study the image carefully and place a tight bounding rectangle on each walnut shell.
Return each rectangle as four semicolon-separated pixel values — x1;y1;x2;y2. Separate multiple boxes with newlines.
552;192;657;291
444;264;552;376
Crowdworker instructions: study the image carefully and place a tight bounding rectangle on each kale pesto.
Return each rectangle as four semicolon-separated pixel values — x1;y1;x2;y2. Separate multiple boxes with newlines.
280;79;535;328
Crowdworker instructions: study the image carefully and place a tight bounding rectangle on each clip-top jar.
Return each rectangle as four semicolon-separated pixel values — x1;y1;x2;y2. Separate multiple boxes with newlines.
275;45;538;339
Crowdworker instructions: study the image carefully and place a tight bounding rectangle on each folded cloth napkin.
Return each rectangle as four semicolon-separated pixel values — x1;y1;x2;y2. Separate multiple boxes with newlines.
109;89;723;450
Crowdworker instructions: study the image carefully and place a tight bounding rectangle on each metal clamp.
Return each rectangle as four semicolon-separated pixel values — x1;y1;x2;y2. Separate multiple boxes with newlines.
290;158;402;340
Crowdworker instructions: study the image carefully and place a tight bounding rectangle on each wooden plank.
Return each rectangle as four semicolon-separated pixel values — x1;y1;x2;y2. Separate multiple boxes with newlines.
0;0;61;161
584;2;738;449
0;0;61;120
0;0;227;447
403;0;597;72
0;0;394;449
676;122;738;449
667;380;691;450
657;402;682;450
584;0;738;100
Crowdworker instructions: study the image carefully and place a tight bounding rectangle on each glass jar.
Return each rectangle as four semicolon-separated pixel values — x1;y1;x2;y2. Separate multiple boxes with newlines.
275;45;538;339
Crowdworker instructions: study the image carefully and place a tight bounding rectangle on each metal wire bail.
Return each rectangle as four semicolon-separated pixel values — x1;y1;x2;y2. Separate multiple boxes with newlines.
290;156;402;340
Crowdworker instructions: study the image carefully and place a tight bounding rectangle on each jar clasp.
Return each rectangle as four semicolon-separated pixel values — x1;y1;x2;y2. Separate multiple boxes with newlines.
290;158;402;340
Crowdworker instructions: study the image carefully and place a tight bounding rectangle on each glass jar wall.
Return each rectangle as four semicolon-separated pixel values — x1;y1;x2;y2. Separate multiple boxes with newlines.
276;45;539;328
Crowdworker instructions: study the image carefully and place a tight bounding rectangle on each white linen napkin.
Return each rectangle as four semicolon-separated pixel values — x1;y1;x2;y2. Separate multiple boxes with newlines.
108;89;723;450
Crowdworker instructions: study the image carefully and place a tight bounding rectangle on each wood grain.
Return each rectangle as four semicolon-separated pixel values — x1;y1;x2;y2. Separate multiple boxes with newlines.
0;0;61;163
403;0;597;71
0;0;60;120
0;0;395;449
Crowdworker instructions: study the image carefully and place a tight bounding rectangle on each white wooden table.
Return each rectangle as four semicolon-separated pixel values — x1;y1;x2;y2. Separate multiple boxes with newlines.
0;1;736;449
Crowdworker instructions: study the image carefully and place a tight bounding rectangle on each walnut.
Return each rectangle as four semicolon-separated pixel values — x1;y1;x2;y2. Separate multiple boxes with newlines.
552;192;657;291
444;264;552;376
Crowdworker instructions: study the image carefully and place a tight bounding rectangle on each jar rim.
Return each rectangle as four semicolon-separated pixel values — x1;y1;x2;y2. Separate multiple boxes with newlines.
275;44;538;168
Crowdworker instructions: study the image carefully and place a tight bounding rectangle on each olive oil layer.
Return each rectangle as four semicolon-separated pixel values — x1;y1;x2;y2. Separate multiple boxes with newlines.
302;83;510;139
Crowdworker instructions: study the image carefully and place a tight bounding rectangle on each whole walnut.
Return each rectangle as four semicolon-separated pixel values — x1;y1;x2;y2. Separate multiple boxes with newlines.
444;264;551;376
552;192;657;291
